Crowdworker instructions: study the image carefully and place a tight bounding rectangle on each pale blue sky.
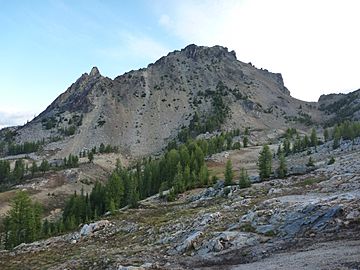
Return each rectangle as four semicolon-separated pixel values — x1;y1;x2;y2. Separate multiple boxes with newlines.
1;0;360;128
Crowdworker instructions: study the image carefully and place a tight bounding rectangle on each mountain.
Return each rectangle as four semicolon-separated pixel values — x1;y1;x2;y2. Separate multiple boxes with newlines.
6;44;322;159
318;89;360;125
1;45;360;269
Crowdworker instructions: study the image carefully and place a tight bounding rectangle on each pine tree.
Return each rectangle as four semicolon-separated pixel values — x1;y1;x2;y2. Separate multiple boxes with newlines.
183;164;191;190
109;199;116;215
31;161;38;178
258;144;272;180
310;128;318;147
323;128;329;142
0;160;10;183
277;153;287;178
4;191;42;249
303;135;310;149
88;151;94;163
283;138;291;156
198;164;209;187
42;219;50;237
244;127;250;135
173;162;184;193
239;168;251;188
106;172;124;209
13;159;25;181
243;136;249;148
333;127;341;149
39;160;50;174
224;159;234;186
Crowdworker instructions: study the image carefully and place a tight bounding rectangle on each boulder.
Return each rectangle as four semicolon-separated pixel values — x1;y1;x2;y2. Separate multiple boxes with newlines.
80;220;110;237
176;231;203;253
197;231;260;255
346;210;360;220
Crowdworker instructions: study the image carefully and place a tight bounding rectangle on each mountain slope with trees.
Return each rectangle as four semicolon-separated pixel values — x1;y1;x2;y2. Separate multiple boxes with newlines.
1;44;321;160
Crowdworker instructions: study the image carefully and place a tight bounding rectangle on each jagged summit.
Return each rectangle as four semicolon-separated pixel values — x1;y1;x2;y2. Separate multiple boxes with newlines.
180;44;237;60
89;66;100;77
152;44;237;66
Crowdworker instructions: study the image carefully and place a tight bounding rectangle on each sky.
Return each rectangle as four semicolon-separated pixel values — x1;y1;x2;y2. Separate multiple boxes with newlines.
1;0;360;128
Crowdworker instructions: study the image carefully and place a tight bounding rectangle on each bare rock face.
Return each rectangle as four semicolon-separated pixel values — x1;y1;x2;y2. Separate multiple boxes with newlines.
10;44;319;159
89;66;100;77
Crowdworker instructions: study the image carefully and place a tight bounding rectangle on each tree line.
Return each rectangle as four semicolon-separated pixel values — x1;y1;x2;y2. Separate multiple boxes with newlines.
0;153;80;189
1;126;253;249
0;141;43;156
324;120;360;149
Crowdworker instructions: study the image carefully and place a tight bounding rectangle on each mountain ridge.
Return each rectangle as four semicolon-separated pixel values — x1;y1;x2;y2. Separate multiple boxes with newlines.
1;44;357;160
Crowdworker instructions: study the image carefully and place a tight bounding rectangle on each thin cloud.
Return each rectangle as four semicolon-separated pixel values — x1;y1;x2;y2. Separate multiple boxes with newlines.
97;32;170;69
155;0;360;101
0;110;36;129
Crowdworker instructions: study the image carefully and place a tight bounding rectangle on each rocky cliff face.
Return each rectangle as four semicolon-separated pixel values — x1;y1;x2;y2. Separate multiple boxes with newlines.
13;45;319;158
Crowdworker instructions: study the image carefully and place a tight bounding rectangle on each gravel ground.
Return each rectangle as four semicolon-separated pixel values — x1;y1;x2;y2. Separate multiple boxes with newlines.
197;239;360;270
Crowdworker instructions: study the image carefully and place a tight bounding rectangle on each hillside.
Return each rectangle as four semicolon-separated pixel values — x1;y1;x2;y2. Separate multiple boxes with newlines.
319;89;360;125
1;44;360;269
2;44;321;160
0;137;359;269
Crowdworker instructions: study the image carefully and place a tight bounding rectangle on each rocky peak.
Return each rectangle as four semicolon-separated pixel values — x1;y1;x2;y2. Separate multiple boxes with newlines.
180;44;237;61
89;66;101;77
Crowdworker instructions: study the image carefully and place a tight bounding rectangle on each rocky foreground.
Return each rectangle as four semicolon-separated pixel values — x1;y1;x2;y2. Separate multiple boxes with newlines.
1;140;360;269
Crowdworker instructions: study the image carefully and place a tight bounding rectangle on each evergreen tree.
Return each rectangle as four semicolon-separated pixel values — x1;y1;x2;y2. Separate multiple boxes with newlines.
106;172;124;209
198;164;209;187
12;159;25;181
224;159;234;186
310;128;318;147
183;164;191;190
226;135;233;150
293;135;302;153
39;160;50;174
323;128;329;142
173;162;185;193
0;160;10;183
244;127;250;135
243;136;249;148
239;168;251;188
277;153;287;178
179;145;190;168
3;191;42;249
88;151;94;163
108;199;116;215
31;161;38;178
333;127;341;149
42;219;50;237
127;175;139;208
90;181;106;216
276;144;282;156
303;135;310;149
258;144;272;180
283;138;291;156
99;143;106;153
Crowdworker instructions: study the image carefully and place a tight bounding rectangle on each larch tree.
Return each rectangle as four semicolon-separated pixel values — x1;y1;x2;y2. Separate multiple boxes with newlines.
258;144;272;180
224;159;234;186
